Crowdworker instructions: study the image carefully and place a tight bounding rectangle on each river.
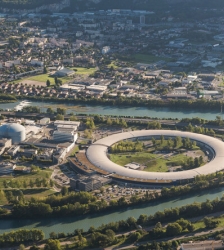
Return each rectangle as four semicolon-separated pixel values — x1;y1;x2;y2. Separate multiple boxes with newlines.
0;100;222;120
1;187;224;237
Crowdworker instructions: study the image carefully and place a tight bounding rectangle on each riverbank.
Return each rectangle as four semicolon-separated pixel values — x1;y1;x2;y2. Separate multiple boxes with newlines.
0;99;222;120
1;186;224;237
16;95;223;112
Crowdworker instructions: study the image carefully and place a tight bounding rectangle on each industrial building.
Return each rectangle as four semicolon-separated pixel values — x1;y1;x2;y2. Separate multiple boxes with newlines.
70;174;112;191
8;145;20;156
0;138;12;155
0;123;26;144
36;149;53;161
0;162;15;175
54;120;80;128
180;240;224;250
53;130;78;142
60;83;85;92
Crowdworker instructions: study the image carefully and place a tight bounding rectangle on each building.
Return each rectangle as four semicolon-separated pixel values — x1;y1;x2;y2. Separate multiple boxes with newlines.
125;162;141;170
0;138;12;155
60;83;85;92
53;131;78;143
70;174;112;191
54;120;80;128
36;149;53;161
30;60;44;67
0;123;26;144
39;118;50;125
54;68;75;77
8;145;20;157
180;240;224;250
19;149;37;158
86;85;107;93
0;162;15;175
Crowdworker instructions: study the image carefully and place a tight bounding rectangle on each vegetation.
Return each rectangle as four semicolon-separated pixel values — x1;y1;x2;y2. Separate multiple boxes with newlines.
110;140;144;153
14;74;71;85
0;229;44;246
71;67;97;75
110;137;204;172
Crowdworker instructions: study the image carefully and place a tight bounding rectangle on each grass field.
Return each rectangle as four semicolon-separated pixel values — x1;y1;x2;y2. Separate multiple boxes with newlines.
110;152;194;172
0;169;55;204
71;67;97;75
14;74;72;85
132;53;171;64
193;216;224;231
0;169;53;189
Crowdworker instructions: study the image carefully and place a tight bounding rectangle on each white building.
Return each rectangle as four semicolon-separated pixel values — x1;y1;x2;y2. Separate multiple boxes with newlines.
53;131;78;143
5;60;20;68
39;118;50;125
54;120;80;128
30;60;44;67
86;85;107;92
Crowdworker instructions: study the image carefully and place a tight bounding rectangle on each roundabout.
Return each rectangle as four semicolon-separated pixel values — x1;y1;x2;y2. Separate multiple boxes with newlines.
86;130;224;184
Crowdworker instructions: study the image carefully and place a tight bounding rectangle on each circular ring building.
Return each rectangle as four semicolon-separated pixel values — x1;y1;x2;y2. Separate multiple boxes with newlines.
86;130;224;185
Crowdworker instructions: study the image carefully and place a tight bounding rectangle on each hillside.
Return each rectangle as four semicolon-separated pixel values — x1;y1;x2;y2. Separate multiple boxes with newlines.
1;0;224;11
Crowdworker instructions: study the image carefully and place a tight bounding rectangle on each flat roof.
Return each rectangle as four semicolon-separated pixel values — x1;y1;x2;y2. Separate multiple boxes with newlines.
86;130;224;182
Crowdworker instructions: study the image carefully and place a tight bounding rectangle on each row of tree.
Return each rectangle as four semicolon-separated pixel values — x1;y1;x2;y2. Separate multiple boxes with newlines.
5;170;224;219
110;140;144;153
0;229;44;246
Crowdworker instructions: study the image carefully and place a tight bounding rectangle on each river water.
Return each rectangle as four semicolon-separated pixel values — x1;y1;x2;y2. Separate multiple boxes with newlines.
0;100;222;120
1;187;224;237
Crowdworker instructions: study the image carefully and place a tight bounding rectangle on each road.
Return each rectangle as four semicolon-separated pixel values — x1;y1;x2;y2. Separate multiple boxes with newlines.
105;210;224;250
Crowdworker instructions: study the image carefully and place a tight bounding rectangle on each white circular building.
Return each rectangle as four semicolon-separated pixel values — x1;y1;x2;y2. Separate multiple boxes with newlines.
0;123;26;144
86;130;224;184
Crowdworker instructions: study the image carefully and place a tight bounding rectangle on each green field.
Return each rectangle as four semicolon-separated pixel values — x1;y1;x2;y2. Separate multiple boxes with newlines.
110;152;194;172
71;67;97;75
14;73;72;85
0;169;56;204
0;169;53;188
132;53;171;64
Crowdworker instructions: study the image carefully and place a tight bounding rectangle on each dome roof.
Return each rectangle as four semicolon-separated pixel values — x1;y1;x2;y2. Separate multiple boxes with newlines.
0;123;26;144
0;123;25;134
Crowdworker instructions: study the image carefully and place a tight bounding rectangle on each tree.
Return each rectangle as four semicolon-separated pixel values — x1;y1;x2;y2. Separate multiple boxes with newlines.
44;239;61;250
19;244;25;250
61;186;69;196
56;108;66;115
166;223;182;236
54;77;58;85
56;114;64;120
43;66;48;74
86;118;95;129
49;232;57;239
46;79;51;87
203;216;220;229
106;117;112;125
47;107;54;114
